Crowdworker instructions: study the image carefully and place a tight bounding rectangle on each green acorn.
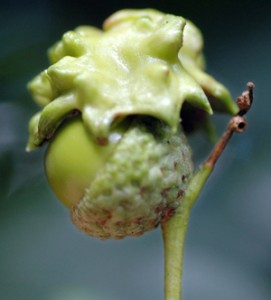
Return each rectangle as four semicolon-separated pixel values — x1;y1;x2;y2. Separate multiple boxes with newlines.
46;116;193;239
26;9;238;239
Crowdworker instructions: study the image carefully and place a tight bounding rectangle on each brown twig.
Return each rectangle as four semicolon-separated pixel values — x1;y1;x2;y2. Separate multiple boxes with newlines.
206;82;255;168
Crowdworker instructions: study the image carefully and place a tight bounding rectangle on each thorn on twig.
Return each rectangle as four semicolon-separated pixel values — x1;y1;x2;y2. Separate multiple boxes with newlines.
205;82;255;167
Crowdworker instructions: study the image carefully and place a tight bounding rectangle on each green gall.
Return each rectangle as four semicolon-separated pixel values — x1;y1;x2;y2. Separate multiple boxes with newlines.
26;9;238;239
26;9;237;150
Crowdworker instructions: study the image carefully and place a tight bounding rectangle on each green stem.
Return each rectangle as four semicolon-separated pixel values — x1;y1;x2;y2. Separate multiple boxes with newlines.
161;163;213;300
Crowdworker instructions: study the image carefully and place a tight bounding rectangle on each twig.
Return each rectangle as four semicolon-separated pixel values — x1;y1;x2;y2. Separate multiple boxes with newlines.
206;82;254;168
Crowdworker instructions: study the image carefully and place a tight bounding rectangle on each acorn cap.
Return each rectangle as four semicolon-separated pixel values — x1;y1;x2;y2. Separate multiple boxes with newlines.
45;116;193;239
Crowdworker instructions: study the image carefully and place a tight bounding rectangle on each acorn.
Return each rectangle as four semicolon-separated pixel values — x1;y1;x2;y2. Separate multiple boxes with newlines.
45;116;193;239
26;9;237;239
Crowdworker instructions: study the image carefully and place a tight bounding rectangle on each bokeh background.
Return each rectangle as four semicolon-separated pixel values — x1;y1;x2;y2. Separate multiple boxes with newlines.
1;1;270;299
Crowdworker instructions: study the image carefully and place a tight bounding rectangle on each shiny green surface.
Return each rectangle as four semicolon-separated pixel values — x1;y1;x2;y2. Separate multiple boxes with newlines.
26;9;237;151
45;117;115;207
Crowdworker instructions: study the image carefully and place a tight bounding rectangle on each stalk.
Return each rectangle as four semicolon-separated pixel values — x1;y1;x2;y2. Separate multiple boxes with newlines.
162;164;212;300
162;82;254;300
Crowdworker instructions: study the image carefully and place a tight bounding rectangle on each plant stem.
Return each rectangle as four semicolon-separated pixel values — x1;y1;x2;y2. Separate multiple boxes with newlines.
161;163;212;300
161;82;254;300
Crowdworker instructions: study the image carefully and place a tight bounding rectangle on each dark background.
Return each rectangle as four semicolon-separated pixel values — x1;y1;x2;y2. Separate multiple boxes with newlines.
1;1;271;299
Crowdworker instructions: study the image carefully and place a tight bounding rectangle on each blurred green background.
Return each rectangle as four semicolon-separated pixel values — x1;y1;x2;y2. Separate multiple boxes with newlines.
1;0;271;299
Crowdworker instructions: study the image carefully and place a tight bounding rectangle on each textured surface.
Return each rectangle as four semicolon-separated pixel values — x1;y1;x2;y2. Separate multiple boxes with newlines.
71;118;193;239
